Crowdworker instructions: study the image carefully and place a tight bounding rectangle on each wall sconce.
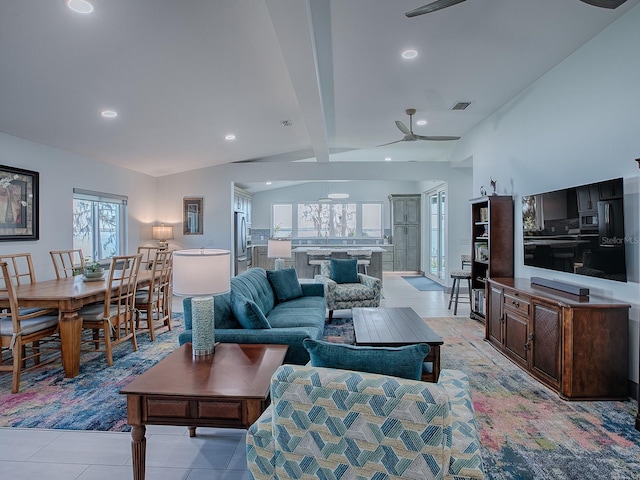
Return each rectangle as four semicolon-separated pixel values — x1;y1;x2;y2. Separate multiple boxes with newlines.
152;225;174;250
267;238;292;270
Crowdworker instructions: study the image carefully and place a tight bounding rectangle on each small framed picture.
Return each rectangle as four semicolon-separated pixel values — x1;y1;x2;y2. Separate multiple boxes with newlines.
183;197;203;235
0;165;39;241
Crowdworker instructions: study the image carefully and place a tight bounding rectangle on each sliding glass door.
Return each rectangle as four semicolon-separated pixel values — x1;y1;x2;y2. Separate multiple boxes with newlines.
428;188;446;280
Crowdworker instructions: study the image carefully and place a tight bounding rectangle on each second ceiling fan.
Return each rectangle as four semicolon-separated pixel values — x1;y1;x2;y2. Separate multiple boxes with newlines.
377;109;461;147
405;0;628;17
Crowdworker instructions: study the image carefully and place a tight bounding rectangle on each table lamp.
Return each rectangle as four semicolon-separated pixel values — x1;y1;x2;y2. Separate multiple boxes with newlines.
152;224;174;250
267;238;291;270
172;249;230;356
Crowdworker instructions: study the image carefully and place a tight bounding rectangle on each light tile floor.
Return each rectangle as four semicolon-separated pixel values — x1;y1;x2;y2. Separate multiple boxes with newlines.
1;272;467;480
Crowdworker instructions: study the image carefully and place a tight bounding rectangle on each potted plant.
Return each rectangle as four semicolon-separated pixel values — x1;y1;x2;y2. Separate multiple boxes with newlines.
84;258;105;279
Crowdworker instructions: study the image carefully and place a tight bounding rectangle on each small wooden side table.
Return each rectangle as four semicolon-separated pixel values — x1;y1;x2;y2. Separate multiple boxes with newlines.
120;342;288;480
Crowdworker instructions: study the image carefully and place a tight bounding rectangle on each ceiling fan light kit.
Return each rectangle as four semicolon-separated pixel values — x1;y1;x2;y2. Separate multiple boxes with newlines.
405;0;627;17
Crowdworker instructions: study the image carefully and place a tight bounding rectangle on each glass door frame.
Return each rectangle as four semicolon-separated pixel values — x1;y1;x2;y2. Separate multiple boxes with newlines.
425;184;447;282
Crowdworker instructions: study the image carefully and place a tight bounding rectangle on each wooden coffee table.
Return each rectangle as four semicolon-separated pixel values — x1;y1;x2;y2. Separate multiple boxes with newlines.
352;307;443;382
120;342;288;480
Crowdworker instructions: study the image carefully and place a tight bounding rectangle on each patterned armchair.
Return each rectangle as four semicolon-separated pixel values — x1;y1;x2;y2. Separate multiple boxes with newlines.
246;365;485;480
314;260;381;322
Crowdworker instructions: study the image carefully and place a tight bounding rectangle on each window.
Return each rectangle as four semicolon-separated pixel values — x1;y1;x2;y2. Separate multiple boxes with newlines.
428;189;446;279
73;189;127;262
271;202;382;239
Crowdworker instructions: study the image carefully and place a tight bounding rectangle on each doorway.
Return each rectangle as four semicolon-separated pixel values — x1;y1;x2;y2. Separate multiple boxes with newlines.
426;186;446;281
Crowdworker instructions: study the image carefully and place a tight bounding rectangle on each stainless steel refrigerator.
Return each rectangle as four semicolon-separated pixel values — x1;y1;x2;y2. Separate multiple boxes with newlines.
234;212;248;275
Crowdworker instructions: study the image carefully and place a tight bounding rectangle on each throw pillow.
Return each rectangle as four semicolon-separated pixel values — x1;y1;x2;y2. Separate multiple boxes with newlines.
302;339;430;381
231;294;271;329
267;267;303;303
330;258;358;284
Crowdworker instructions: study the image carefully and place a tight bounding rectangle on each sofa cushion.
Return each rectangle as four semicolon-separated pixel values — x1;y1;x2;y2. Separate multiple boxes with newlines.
183;293;239;330
329;258;358;284
303;339;430;380
266;267;303;303
230;268;275;316
231;294;271;329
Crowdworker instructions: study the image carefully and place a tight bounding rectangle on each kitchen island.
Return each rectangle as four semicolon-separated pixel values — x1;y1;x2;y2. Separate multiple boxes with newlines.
293;246;387;281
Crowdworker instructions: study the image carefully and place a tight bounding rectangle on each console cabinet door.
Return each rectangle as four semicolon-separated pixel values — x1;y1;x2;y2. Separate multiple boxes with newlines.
486;284;503;347
531;301;561;389
503;309;529;369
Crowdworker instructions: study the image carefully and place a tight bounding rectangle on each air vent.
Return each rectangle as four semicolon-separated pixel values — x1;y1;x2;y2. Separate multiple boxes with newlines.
451;101;472;111
281;119;293;127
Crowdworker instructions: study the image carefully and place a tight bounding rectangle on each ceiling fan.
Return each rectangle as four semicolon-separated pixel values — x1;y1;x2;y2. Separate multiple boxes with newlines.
377;108;460;147
405;0;627;17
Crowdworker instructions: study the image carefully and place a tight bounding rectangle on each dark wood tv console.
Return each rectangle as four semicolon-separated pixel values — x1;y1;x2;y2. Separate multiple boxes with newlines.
486;277;630;400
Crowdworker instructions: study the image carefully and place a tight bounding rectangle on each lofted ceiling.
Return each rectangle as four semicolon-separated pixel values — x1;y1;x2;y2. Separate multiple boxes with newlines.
0;0;637;177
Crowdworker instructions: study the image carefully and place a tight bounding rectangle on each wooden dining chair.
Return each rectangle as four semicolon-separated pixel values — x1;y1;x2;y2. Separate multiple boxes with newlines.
78;254;142;366
137;246;160;271
0;261;61;393
50;249;86;279
0;252;37;285
135;250;173;341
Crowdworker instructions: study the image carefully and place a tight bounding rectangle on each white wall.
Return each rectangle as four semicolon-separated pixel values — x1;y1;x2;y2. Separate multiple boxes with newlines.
0;133;158;280
450;4;640;382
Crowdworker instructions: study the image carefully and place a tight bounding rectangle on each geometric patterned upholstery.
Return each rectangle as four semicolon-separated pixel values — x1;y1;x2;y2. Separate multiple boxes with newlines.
247;365;485;480
314;260;381;321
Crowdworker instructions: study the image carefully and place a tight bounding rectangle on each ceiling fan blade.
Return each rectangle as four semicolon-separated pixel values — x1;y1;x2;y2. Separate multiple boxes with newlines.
579;0;627;8
405;0;467;17
395;121;411;135
415;135;461;141
376;139;405;147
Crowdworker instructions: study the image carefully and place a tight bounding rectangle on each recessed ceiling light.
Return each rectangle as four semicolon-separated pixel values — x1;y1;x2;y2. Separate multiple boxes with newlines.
66;0;94;14
384;157;392;162
100;110;117;118
266;181;272;185
401;49;418;59
416;119;427;126
225;134;236;141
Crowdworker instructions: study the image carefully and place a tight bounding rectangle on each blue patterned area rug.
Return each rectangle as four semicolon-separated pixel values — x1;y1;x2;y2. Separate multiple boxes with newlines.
402;275;444;291
324;316;640;479
0;316;184;432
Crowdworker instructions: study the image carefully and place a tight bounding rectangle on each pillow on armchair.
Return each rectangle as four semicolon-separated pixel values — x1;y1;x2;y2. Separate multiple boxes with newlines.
329;258;358;284
303;339;429;381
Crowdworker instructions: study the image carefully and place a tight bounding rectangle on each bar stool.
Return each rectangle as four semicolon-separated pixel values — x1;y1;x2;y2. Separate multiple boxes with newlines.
307;249;331;276
347;249;372;275
448;255;472;315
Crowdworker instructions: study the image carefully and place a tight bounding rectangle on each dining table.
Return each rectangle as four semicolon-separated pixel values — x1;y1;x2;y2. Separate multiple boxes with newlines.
2;270;156;378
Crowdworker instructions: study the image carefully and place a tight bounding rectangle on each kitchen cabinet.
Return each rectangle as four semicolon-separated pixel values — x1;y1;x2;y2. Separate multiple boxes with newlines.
487;278;629;400
233;187;252;227
389;195;420;272
381;245;394;272
469;195;513;322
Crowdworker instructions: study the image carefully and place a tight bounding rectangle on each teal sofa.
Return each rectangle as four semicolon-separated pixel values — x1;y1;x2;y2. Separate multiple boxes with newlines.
178;268;326;365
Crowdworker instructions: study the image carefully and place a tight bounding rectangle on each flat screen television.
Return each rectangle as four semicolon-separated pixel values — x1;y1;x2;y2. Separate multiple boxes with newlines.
522;177;626;282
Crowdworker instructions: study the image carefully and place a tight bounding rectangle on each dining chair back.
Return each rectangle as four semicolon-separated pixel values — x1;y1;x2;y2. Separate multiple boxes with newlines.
135;250;173;341
0;261;61;393
78;254;142;366
0;252;37;285
137;246;161;271
50;249;85;279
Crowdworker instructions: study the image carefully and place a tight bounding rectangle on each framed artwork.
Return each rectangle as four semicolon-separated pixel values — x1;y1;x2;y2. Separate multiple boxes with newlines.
183;197;203;235
0;165;39;241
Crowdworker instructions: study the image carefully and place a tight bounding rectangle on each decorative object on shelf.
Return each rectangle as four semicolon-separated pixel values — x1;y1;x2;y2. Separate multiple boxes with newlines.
151;224;173;249
173;248;230;356
0;165;39;241
183;197;203;235
267;238;291;270
490;177;497;195
480;185;486;196
83;258;104;279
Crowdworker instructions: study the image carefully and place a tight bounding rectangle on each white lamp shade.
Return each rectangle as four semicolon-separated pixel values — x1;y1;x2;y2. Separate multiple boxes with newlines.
267;239;292;259
172;249;231;296
152;225;174;240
